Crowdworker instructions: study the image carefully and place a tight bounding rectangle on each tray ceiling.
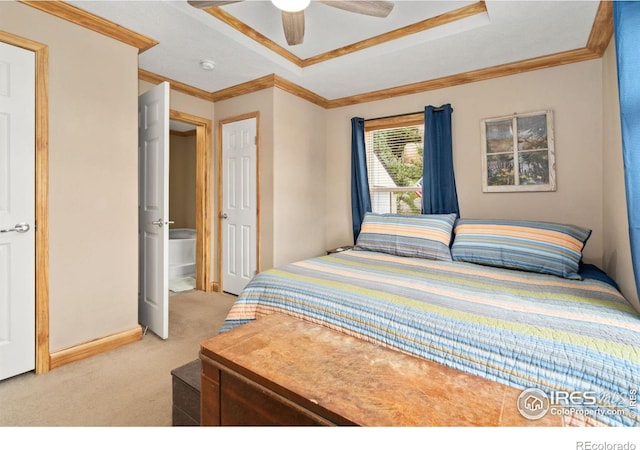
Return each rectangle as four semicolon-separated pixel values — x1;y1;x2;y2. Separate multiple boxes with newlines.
65;1;603;101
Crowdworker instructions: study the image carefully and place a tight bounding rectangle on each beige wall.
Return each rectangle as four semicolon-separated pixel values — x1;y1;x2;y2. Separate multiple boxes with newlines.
169;133;197;230
325;59;606;266
214;88;328;273
1;3;140;352
273;89;327;266
602;41;639;312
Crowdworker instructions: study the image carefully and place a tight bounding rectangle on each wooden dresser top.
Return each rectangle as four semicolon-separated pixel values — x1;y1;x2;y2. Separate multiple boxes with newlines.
200;314;561;427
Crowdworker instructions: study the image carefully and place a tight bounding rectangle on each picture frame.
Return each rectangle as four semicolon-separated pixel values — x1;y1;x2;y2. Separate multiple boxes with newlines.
480;110;556;192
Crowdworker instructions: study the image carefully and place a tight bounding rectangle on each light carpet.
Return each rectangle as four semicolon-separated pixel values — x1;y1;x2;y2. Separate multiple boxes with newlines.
0;290;237;427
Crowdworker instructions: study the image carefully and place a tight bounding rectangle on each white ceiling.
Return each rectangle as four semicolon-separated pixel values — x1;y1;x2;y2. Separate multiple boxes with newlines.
68;1;601;101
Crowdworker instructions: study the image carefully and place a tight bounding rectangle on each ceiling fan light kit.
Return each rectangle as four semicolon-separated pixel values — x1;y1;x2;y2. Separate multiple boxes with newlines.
271;0;311;13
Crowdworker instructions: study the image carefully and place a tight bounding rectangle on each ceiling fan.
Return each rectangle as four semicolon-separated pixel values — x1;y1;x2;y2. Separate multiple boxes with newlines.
188;1;395;46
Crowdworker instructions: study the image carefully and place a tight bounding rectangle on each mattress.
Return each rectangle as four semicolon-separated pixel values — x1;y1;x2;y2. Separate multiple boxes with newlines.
222;249;640;427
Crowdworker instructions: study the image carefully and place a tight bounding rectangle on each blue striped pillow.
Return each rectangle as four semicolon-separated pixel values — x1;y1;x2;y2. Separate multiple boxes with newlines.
450;219;592;279
355;213;456;261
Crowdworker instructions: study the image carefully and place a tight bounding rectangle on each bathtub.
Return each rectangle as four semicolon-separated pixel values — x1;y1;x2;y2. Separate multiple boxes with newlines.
169;228;196;280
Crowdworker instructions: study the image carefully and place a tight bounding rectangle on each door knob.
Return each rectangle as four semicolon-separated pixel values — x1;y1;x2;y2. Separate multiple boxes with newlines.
221;213;228;219
152;219;175;227
0;223;30;233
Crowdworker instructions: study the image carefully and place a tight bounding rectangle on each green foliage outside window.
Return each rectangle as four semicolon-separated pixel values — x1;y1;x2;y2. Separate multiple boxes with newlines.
371;126;424;214
373;127;423;187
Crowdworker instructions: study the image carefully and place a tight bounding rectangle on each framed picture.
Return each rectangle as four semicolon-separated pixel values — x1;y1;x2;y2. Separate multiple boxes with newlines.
481;110;556;192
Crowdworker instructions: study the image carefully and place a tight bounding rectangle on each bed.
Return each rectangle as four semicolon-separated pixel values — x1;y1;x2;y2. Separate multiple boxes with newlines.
220;214;640;427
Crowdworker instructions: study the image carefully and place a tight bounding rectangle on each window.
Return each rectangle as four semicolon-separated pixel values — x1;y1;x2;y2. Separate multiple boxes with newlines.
365;113;424;215
481;110;556;192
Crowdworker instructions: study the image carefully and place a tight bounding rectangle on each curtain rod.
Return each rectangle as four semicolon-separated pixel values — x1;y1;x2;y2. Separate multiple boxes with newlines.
364;107;452;122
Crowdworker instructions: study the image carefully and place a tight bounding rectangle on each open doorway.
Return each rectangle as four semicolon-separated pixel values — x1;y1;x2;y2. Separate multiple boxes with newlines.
168;120;197;292
169;110;212;294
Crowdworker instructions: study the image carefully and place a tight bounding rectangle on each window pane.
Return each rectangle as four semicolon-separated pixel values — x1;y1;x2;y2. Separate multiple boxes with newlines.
371;191;393;214
371;191;421;214
487;154;514;186
371;127;423;186
482;110;554;192
485;119;513;153
518;150;549;185
366;123;424;215
517;114;547;150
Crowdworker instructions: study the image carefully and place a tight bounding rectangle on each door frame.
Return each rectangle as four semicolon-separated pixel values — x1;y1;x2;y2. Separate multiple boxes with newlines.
170;110;212;292
216;112;260;293
0;31;50;374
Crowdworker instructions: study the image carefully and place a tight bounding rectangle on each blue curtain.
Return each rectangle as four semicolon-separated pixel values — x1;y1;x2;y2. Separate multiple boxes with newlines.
614;2;640;298
422;104;459;217
351;117;371;243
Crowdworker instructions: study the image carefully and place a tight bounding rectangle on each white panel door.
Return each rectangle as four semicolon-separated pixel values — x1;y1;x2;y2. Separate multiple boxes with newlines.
138;82;170;339
0;42;35;380
222;118;257;295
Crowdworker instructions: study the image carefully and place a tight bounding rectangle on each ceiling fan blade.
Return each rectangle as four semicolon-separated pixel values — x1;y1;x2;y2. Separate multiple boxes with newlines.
281;10;305;46
187;1;243;9
320;1;394;18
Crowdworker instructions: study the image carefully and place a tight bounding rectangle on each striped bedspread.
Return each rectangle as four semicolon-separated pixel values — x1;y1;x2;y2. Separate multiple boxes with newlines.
221;250;640;427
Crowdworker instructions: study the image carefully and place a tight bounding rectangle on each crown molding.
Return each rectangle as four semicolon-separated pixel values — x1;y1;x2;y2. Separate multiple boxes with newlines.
31;0;610;110
208;74;328;107
210;74;280;103
138;69;215;102
586;0;613;56
324;1;612;107
326;47;602;108
20;1;158;53
203;7;305;67
152;44;608;110
164;1;613;109
203;1;487;68
303;1;486;67
272;74;329;107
